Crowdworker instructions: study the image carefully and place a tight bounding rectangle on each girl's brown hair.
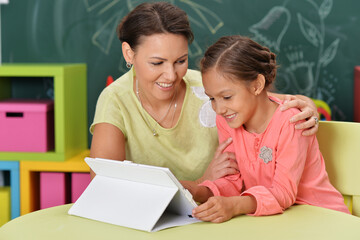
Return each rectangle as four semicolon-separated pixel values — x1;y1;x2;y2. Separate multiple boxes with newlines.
200;35;277;87
117;2;194;50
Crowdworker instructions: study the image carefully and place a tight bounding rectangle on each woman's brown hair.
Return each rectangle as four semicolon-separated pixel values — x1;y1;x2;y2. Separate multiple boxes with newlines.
200;35;277;87
117;2;194;50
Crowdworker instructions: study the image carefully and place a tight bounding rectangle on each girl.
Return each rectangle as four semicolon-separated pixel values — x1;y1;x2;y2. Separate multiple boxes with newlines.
190;35;349;223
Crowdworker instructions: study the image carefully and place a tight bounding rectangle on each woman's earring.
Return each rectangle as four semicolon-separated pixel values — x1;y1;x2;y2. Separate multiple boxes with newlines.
126;62;132;69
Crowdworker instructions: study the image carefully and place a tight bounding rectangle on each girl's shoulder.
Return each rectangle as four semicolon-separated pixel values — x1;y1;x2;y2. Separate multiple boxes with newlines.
269;96;301;118
263;96;303;133
272;102;303;129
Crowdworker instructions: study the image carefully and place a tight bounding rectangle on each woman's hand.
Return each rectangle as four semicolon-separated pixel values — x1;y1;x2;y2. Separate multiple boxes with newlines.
280;95;319;136
181;138;237;203
197;138;238;183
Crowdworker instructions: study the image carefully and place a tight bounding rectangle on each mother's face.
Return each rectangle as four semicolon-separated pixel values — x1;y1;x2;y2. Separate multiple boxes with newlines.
123;33;189;102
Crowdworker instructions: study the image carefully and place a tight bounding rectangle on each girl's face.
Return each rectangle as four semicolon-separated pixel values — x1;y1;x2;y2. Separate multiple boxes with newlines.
202;68;257;129
129;33;189;102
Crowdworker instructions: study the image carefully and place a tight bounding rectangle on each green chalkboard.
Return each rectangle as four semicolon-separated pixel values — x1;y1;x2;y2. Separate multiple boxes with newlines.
3;0;360;146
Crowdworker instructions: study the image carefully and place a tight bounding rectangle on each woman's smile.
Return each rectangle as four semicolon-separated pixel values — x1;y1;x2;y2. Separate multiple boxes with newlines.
156;82;175;90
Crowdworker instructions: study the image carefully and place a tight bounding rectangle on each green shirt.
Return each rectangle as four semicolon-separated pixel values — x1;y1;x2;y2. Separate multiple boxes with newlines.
91;69;218;181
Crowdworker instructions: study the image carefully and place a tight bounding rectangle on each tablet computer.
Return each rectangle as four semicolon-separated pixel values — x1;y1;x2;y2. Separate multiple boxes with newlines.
68;157;199;232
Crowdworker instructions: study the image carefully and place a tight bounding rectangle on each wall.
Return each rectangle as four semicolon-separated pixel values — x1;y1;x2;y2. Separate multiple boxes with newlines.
3;0;360;145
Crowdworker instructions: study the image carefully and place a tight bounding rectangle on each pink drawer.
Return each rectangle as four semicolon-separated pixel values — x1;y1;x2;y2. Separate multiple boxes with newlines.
71;173;90;202
0;99;54;152
40;172;68;209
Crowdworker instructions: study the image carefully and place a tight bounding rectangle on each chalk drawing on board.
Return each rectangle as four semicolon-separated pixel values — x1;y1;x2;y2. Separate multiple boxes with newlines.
180;0;224;57
126;0;175;10
91;12;124;55
84;0;111;12
297;13;322;48
284;47;315;94
84;0;224;59
318;0;333;20
249;6;291;52
180;0;224;35
296;0;340;98
0;0;10;65
126;0;223;58
125;0;224;35
249;0;341;119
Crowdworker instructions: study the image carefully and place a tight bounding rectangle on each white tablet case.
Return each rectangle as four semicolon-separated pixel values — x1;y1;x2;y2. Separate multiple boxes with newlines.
68;158;200;232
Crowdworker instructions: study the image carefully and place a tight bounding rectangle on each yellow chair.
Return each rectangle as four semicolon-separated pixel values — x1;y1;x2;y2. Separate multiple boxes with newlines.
317;121;360;216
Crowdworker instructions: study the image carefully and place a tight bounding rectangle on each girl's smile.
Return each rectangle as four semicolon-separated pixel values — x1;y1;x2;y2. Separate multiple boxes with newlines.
224;113;237;122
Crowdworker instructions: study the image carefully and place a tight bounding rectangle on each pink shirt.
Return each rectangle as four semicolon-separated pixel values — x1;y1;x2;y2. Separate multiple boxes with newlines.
200;98;349;216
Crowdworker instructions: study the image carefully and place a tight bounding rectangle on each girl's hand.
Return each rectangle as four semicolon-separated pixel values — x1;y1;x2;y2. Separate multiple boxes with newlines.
198;138;238;183
192;196;235;223
280;95;319;136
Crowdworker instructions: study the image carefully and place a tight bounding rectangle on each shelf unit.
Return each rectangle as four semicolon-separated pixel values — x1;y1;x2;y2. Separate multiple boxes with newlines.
20;150;90;215
0;64;88;161
0;161;19;219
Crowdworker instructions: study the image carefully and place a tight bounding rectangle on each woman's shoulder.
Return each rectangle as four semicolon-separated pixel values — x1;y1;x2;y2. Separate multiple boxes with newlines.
183;69;203;87
100;71;133;98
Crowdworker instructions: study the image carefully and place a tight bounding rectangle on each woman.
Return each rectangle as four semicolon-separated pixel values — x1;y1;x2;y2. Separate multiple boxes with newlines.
90;2;319;184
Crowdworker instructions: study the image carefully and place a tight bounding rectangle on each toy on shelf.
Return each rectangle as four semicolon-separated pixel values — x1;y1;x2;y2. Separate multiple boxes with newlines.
106;75;114;87
312;98;331;121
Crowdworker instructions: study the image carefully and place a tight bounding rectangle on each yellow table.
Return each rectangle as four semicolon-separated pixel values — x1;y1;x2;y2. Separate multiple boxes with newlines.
1;204;360;240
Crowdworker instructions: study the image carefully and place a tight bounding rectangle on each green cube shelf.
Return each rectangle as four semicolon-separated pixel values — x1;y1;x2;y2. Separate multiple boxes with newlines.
0;64;88;161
